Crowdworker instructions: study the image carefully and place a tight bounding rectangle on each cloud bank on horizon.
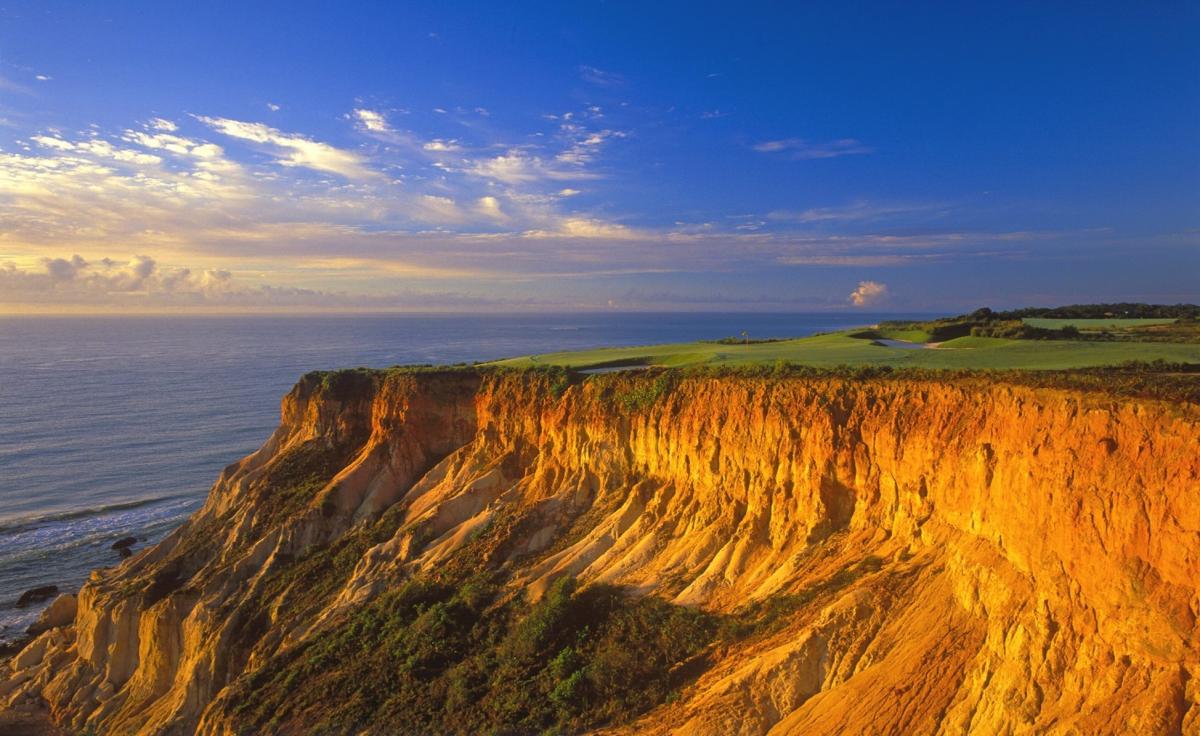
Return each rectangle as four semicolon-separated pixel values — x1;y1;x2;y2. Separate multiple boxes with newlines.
0;2;1196;312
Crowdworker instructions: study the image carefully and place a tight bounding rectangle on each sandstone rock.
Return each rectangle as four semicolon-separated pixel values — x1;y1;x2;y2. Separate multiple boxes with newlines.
26;594;77;636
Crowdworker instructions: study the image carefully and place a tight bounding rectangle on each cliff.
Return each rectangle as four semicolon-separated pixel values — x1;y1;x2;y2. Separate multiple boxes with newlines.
2;368;1198;735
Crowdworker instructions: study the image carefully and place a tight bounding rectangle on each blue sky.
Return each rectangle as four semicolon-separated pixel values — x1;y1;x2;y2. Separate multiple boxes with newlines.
0;1;1196;312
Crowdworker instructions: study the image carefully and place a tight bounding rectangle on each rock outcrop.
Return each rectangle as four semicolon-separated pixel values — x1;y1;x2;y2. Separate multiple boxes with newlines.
26;595;78;637
2;369;1197;735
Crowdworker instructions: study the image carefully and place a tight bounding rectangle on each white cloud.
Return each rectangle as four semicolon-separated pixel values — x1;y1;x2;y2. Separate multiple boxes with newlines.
35;74;52;82
148;118;177;132
467;150;597;184
423;138;461;152
558;188;581;197
753;138;872;160
267;102;281;112
523;218;639;240
31;135;163;165
196;115;376;179
848;280;888;306
351;108;392;134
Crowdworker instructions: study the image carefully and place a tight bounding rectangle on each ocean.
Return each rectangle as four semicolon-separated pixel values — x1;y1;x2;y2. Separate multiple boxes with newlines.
0;312;901;641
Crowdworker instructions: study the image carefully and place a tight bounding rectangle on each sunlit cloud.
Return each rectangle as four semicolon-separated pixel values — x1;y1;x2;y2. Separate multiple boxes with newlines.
0;101;1121;312
848;280;888;306
195;115;377;179
351;108;392;134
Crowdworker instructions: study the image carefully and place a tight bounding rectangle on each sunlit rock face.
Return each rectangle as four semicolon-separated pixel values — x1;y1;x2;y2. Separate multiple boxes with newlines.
3;370;1197;735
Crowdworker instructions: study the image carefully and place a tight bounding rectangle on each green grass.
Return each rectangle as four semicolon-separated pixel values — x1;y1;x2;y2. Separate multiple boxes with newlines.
1023;317;1177;330
494;330;1200;371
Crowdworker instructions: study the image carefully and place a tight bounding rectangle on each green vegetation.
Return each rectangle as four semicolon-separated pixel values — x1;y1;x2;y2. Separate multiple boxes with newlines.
989;303;1200;320
1022;317;1177;330
612;372;675;412
496;330;1200;372
494;304;1200;372
249;437;363;527
226;575;718;735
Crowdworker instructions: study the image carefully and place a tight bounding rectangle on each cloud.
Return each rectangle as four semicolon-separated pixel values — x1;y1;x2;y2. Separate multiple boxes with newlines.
35;74;52;82
753;138;872;160
267;102;281;112
767;201;943;224
351;108;392;134
523;218;640;240
848;280;888;306
196;115;376;179
423;138;461;152
579;65;625;87
31;135;163;165
477;196;506;220
0;105;1122;313
466;150;599;184
1;254;231;297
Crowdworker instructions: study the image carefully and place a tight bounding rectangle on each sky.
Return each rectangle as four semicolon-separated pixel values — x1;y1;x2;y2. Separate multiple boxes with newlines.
0;1;1197;313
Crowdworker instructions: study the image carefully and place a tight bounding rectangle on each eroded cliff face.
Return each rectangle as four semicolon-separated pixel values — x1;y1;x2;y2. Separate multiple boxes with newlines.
2;370;1197;735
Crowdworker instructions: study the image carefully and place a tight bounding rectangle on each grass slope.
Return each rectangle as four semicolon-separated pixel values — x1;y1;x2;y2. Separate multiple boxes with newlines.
493;331;1200;371
1023;317;1178;329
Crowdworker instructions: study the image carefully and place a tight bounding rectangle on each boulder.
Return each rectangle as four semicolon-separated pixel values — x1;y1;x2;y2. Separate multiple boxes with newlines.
111;536;137;550
15;585;58;608
26;594;77;636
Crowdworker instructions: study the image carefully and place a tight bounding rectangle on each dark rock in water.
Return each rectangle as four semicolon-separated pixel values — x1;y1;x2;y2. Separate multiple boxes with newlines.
16;585;58;608
119;546;133;558
111;536;137;550
0;636;31;658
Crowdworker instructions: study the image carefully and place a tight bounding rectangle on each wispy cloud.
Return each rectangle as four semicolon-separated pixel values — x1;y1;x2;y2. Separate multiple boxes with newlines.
195;115;377;179
579;65;625;87
768;201;944;224
752;138;872;160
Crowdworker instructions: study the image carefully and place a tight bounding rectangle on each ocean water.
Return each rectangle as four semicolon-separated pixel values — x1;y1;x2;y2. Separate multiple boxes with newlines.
0;312;900;641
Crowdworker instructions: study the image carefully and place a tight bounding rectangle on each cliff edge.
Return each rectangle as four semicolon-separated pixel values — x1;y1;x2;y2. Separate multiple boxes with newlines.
3;368;1197;735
